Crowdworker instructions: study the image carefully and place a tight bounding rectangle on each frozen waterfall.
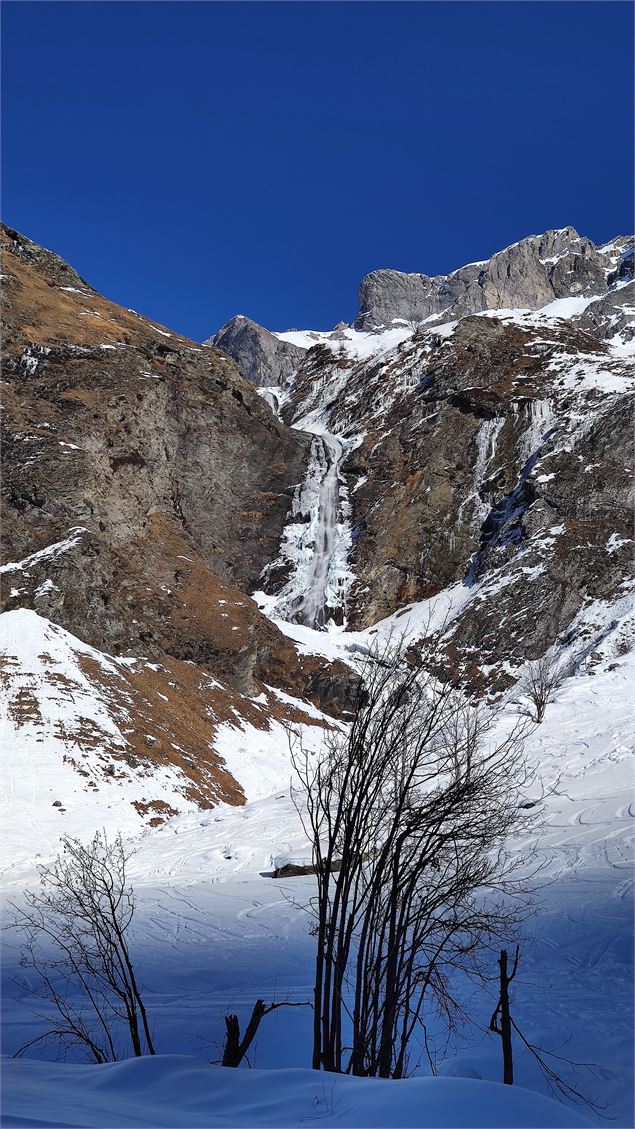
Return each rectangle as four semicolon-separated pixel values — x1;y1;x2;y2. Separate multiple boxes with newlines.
290;432;344;629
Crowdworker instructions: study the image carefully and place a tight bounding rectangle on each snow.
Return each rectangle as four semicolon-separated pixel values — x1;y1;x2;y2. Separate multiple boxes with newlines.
255;581;486;667
547;350;635;395
475;294;598;327
607;533;632;555
20;347;40;375
0;527;88;575
536;294;598;319
274;324;414;361
211;716;324;804
0;1056;592;1128
0;611;196;881
0;610;327;883
1;603;634;1123
34;578;57;598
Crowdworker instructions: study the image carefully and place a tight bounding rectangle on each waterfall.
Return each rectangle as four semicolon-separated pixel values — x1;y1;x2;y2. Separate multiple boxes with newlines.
259;388;280;415
464;422;557;587
263;424;356;630
458;416;504;532
289;433;344;628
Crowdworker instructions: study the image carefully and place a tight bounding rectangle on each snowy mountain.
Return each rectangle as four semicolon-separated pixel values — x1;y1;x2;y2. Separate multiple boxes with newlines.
2;222;633;1125
210;227;633;383
212;228;634;689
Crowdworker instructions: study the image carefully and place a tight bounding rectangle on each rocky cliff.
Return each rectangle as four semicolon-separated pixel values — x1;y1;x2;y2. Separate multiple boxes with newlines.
1;224;357;827
354;227;629;330
223;228;633;693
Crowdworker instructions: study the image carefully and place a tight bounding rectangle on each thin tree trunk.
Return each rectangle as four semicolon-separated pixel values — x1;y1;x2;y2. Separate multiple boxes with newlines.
490;948;517;1085
498;949;514;1084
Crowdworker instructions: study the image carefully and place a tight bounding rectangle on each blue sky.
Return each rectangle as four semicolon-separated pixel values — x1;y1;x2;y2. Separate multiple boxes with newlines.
2;1;633;341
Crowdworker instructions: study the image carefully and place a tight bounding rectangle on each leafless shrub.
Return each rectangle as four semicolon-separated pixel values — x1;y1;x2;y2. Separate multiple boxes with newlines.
520;652;567;723
291;638;540;1078
12;831;155;1062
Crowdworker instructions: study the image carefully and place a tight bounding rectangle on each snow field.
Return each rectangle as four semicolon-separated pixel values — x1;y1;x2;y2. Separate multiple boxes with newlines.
1;1056;593;1128
2;633;633;1123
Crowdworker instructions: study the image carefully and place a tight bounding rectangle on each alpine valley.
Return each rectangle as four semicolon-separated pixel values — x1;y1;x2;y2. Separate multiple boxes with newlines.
1;222;633;1127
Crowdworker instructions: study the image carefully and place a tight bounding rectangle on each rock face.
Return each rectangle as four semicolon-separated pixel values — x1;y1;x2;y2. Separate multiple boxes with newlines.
0;223;356;714
354;228;631;330
273;240;634;690
207;315;305;386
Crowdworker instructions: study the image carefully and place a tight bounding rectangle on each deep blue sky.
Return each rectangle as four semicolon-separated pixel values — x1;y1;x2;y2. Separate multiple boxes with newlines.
2;2;633;341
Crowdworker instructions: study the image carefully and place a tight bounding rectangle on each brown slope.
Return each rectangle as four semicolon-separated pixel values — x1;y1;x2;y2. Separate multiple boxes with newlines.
1;223;353;716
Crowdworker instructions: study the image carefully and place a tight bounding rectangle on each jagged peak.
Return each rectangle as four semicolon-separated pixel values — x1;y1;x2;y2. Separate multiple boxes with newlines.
354;225;633;330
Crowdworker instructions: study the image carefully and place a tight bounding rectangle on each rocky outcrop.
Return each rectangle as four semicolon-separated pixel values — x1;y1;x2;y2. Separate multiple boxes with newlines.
577;279;635;344
276;274;634;688
207;315;305;386
0;223;355;715
354;228;632;330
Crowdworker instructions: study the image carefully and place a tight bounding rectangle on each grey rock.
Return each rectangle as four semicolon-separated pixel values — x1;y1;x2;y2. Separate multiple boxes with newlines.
328;322;350;342
207;315;305;387
610;241;634;285
577;279;635;343
354;227;626;330
272;859;342;878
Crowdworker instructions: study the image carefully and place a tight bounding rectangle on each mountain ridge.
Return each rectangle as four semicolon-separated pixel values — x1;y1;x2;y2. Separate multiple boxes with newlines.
1;219;633;837
208;227;633;386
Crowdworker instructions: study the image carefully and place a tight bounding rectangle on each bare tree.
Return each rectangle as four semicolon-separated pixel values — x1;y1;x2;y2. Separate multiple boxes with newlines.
291;639;539;1078
13;831;155;1063
489;946;608;1116
520;652;566;723
402;296;427;335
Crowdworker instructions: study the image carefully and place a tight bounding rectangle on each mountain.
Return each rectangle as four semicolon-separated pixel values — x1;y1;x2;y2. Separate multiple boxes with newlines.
210;226;634;691
354;226;630;329
210;227;633;386
206;315;305;387
2;220;633;823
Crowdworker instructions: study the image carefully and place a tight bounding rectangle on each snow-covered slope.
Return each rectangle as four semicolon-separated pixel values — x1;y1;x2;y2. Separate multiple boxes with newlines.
0;609;327;883
1;1056;592;1128
2;641;632;1122
275;322;414;360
